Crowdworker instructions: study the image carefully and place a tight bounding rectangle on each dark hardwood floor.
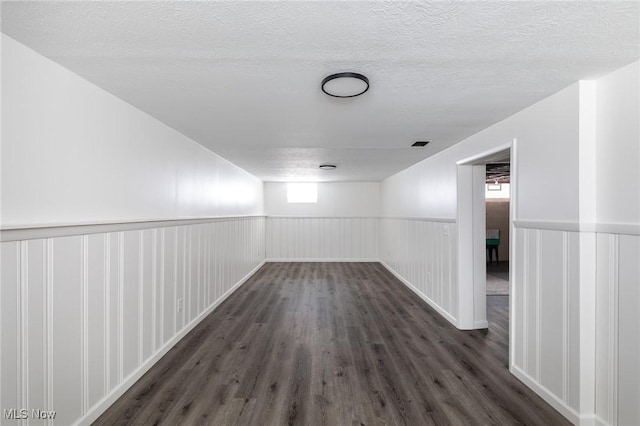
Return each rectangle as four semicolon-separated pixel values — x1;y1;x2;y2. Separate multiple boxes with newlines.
94;262;569;426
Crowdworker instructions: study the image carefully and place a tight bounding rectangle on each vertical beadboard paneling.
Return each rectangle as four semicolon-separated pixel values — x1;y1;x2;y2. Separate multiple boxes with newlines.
122;231;140;379
617;234;640;426
266;217;379;260
607;234;620;426
513;227;526;370
1;242;20;423
202;224;210;309
86;234;106;409
189;225;199;324
107;233;120;391
379;218;458;325
513;226;600;421
195;224;203;316
176;226;186;333
595;232;613;423
539;230;564;398
162;227;176;345
566;232;581;410
51;236;83;426
211;223;219;308
26;239;46;421
155;228;165;349
593;232;640;426
141;229;154;362
0;217;265;425
525;229;539;377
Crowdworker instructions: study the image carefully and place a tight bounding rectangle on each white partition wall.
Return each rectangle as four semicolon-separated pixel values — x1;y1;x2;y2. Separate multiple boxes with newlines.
1;37;266;425
593;61;640;426
380;61;640;425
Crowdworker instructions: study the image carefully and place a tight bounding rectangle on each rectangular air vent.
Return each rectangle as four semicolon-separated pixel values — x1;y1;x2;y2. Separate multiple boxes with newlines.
412;141;430;147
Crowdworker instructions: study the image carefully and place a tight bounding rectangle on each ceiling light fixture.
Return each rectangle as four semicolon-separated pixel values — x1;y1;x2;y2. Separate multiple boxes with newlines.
321;72;369;98
319;164;337;170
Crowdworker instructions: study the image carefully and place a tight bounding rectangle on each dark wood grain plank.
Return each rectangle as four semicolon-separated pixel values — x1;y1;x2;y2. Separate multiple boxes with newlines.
94;262;570;426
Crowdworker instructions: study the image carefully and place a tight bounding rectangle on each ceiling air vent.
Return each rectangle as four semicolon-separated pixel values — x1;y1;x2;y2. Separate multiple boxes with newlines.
411;141;430;147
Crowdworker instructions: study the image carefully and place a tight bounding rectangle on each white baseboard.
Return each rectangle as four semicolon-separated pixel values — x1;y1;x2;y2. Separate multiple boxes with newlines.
266;258;379;262
474;320;489;329
379;260;459;327
510;365;581;425
76;260;266;426
592;414;610;426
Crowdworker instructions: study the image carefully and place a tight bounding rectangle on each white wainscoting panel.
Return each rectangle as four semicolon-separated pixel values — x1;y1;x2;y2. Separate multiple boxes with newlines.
379;218;458;325
0;216;265;425
266;217;378;261
511;227;583;423
595;232;640;426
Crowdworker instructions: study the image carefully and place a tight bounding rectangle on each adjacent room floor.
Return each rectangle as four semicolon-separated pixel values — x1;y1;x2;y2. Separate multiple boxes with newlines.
95;262;569;426
486;260;510;295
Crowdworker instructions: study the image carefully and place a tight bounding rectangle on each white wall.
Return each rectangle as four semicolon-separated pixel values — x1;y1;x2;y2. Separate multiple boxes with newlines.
1;36;267;425
381;82;581;330
380;62;640;425
381;82;580;222
593;61;640;426
265;182;379;260
1;35;264;229
595;61;640;228
265;182;379;217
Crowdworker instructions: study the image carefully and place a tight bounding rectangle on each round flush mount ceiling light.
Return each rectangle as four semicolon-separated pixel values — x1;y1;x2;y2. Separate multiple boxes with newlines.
321;72;369;98
319;164;337;170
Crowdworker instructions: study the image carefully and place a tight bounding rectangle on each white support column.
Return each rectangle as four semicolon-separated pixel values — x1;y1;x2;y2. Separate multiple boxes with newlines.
577;80;598;422
457;165;476;330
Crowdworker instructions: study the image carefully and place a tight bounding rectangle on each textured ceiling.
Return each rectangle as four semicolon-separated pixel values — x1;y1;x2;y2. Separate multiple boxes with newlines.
2;1;639;182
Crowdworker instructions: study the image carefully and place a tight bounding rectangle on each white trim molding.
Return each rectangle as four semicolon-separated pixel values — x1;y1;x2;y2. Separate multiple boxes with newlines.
513;220;640;236
0;215;267;242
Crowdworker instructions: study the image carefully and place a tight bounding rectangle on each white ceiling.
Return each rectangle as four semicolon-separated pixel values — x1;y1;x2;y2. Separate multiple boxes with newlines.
2;1;639;182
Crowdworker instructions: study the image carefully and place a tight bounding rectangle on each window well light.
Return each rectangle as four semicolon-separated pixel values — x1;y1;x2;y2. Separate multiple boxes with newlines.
287;183;318;203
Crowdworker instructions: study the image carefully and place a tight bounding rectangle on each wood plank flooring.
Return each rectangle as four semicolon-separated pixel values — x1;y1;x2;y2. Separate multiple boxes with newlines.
94;262;570;426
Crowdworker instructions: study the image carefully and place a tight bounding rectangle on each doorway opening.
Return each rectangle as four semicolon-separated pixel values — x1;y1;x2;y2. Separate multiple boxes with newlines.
485;162;510;298
485;161;511;368
456;142;514;336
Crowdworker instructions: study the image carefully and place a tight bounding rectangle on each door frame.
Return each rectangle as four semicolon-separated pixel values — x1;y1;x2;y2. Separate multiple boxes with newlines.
456;139;517;336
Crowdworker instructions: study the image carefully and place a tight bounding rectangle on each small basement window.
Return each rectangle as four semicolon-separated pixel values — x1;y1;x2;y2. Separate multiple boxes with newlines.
287;183;318;203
